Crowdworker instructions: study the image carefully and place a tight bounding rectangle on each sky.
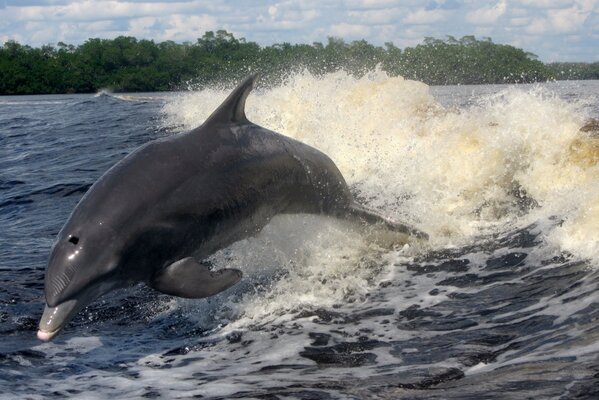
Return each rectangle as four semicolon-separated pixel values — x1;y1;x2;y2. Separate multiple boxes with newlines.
0;0;597;62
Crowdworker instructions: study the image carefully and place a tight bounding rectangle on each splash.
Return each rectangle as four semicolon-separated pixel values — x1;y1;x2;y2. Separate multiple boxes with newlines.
94;89;167;102
162;70;596;256
160;71;598;327
94;88;113;97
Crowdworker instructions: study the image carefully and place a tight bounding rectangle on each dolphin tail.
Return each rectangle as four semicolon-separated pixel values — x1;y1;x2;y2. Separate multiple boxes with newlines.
344;202;429;240
150;257;242;298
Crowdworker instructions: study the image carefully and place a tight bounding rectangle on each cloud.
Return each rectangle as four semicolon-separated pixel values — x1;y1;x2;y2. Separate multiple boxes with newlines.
128;17;159;37
518;0;596;36
509;17;530;26
6;1;226;23
0;0;597;61
430;0;462;10
348;7;402;24
509;7;529;17
0;32;23;43
466;0;507;24
514;0;576;8
347;0;413;10
547;3;593;33
265;2;320;25
160;14;218;41
526;18;549;35
329;23;371;38
403;8;447;24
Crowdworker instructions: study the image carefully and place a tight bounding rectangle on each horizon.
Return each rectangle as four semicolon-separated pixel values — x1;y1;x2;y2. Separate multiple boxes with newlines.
1;1;598;63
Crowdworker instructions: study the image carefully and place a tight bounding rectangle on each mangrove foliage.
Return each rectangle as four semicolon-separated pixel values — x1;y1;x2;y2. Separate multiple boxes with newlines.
0;31;590;95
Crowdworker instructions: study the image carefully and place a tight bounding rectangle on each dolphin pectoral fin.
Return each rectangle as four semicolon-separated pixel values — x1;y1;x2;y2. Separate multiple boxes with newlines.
150;257;242;298
345;203;429;240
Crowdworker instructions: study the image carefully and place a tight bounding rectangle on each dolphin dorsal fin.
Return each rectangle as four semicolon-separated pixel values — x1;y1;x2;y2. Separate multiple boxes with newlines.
205;74;257;125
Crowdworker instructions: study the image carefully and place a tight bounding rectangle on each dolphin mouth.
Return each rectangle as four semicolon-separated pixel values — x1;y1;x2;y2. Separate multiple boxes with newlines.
37;327;61;342
38;279;118;341
37;298;82;342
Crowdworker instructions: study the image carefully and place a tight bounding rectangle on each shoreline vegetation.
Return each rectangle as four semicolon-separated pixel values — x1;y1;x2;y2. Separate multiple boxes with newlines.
1;30;598;95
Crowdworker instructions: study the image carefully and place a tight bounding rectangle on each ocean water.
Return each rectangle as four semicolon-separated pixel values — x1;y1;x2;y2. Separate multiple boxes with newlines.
1;72;598;399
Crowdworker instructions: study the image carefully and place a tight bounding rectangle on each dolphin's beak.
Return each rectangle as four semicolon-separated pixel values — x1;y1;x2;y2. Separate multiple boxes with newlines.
37;278;118;341
37;298;84;342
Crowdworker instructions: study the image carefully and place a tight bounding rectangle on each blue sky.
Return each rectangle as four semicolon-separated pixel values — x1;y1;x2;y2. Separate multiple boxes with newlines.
0;0;597;62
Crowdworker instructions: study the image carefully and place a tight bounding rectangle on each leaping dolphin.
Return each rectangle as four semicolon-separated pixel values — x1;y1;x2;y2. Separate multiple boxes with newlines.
37;75;427;341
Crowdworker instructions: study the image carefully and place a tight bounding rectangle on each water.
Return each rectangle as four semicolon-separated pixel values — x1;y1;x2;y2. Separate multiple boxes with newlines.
1;72;598;399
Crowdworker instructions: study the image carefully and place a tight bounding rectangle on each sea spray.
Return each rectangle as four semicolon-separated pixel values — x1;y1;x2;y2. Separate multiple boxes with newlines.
1;74;597;399
162;71;597;262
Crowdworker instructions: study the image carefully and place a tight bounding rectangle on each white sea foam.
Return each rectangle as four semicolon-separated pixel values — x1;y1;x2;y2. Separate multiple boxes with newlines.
161;71;599;327
3;75;597;400
162;71;597;258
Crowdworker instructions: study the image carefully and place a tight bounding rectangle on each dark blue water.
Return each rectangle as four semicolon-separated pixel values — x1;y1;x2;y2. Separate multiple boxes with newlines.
1;80;598;399
0;94;168;371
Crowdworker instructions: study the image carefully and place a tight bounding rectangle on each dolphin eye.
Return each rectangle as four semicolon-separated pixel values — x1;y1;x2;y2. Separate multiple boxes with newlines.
68;236;79;245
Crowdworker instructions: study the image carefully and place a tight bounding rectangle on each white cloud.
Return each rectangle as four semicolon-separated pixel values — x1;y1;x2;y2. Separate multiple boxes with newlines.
329;23;371;38
6;1;225;23
509;17;530;26
0;33;23;43
565;35;582;43
547;3;593;33
403;8;447;24
526;18;548;35
510;8;529;17
348;7;402;24
466;0;507;24
267;4;320;23
515;0;577;8
347;0;414;10
0;0;597;61
160;14;218;41
474;26;493;37
400;27;428;39
128;17;158;37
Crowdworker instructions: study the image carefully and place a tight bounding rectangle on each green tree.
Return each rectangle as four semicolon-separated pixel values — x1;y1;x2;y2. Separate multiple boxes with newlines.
0;33;578;95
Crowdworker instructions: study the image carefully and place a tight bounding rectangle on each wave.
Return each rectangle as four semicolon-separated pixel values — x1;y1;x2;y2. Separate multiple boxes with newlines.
0;100;69;106
0;182;91;209
94;89;167;103
161;71;599;264
2;71;596;398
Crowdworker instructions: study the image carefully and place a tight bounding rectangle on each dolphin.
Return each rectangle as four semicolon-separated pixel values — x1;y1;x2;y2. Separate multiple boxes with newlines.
37;75;427;341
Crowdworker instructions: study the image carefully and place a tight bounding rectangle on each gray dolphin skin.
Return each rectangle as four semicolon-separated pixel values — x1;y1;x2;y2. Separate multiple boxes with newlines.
37;75;427;341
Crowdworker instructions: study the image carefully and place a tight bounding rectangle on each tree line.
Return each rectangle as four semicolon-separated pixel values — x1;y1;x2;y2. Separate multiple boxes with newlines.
545;62;599;80
0;30;595;95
